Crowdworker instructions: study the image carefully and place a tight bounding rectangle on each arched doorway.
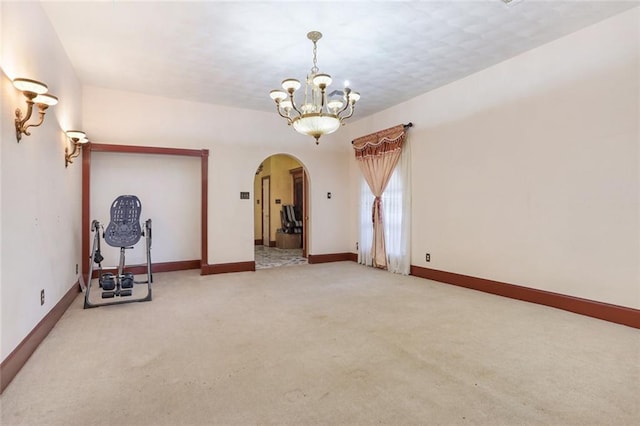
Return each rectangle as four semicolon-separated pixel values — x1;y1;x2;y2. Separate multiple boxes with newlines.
253;154;309;269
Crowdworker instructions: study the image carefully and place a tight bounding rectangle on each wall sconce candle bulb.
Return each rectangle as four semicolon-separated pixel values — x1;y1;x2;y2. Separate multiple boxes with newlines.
13;78;58;142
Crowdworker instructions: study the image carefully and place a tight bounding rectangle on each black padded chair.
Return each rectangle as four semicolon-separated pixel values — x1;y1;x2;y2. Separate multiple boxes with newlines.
280;204;302;234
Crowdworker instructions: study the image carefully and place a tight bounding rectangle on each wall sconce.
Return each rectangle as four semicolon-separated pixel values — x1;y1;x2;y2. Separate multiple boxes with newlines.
13;78;59;143
65;130;89;168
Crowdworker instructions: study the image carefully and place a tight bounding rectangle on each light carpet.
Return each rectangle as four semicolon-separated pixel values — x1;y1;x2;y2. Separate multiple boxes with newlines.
1;262;638;425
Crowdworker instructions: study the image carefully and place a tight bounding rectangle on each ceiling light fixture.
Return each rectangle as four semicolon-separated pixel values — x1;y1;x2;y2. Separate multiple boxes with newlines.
270;31;360;145
65;130;89;167
13;78;59;143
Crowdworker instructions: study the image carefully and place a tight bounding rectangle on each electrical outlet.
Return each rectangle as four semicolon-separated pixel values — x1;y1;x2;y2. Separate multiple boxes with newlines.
356;242;359;250
40;289;45;306
76;263;78;274
426;253;431;262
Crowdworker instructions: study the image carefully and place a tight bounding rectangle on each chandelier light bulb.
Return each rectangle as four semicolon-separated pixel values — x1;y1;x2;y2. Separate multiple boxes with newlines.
312;73;332;88
280;99;293;110
327;99;344;112
282;79;301;93
270;90;287;102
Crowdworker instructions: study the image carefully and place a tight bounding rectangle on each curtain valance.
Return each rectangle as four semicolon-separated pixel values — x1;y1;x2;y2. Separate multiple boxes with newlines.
352;124;406;159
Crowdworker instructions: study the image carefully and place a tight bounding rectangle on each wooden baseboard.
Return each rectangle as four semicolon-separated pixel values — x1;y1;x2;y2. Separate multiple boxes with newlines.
410;265;640;329
91;259;200;278
269;240;276;247
201;261;256;275
308;252;357;264
0;281;80;394
254;239;262;246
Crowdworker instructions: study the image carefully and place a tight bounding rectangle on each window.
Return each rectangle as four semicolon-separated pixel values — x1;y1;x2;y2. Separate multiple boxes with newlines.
358;141;411;274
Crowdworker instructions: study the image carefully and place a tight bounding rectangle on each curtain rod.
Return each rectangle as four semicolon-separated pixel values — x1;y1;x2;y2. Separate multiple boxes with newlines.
351;122;413;144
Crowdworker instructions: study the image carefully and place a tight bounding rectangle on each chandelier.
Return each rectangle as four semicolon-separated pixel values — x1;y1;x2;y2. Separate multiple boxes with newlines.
269;31;360;144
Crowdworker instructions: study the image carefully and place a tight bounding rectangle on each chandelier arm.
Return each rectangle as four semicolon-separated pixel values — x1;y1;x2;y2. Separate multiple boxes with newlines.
339;104;356;121
278;111;293;126
288;93;303;117
336;100;352;116
275;105;293;124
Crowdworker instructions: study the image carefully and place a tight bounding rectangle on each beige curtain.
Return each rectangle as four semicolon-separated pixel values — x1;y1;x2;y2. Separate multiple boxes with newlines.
353;124;406;269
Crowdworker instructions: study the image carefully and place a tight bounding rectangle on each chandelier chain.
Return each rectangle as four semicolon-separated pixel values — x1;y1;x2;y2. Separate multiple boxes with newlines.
311;41;319;74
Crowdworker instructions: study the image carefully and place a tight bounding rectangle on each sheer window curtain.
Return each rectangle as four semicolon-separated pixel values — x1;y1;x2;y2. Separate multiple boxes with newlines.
358;138;411;274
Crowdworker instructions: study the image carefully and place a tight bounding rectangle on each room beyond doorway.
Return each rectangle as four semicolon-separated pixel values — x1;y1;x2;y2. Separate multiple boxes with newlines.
254;246;307;269
253;154;309;266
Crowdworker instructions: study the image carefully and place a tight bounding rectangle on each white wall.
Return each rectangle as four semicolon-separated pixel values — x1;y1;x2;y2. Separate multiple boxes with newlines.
83;87;352;265
1;2;83;360
90;153;201;266
347;7;639;309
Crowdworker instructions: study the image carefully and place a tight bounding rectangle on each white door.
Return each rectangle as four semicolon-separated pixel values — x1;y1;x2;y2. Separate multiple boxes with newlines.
262;177;270;246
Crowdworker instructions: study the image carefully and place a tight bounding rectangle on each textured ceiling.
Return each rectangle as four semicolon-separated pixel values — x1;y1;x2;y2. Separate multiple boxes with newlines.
41;0;638;118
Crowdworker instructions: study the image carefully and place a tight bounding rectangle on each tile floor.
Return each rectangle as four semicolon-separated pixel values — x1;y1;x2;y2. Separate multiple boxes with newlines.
254;245;308;269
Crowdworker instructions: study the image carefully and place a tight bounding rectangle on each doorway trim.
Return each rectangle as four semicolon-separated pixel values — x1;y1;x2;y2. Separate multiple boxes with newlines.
261;176;271;246
290;167;308;257
82;143;209;282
